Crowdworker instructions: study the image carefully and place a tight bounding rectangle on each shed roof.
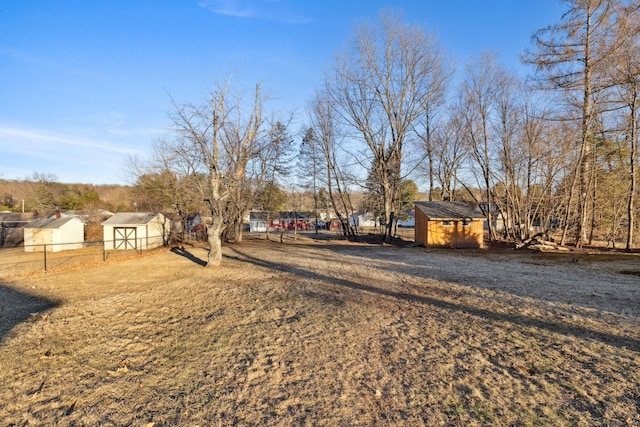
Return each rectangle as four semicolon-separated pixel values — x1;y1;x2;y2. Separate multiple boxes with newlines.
24;217;81;229
0;212;38;227
279;211;308;220
101;212;162;226
414;201;485;220
250;211;268;221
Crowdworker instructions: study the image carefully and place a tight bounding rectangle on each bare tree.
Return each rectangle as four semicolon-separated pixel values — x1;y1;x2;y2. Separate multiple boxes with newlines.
458;52;509;241
164;80;267;267
517;93;565;238
128;143;201;220
608;1;640;250
306;93;357;237
489;82;572;241
524;0;617;247
414;68;452;201
492;66;524;239
431;110;469;201
218;87;274;245
325;10;449;241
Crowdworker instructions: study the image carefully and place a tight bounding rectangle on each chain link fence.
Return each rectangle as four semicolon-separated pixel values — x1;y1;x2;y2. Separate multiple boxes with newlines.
0;237;167;278
0;228;415;278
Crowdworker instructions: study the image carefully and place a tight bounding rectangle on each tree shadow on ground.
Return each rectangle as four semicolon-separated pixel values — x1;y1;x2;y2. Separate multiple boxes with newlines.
170;247;207;267
270;241;640;318
227;246;640;353
0;284;59;343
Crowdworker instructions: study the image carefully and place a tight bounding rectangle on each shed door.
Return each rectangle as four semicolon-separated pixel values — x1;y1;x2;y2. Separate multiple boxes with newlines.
114;227;137;249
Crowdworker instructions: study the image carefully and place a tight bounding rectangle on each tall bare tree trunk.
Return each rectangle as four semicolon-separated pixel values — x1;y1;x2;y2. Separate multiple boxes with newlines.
626;89;638;250
525;0;614;248
207;221;223;266
560;159;582;246
205;172;225;266
308;94;357;238
577;36;594;248
234;219;244;244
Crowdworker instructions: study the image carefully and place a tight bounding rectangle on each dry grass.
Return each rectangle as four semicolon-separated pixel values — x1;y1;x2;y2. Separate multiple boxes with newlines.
0;243;160;278
0;239;638;426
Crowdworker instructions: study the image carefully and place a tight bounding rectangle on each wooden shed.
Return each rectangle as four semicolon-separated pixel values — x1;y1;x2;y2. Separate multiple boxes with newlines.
102;212;169;250
414;201;485;248
23;217;85;252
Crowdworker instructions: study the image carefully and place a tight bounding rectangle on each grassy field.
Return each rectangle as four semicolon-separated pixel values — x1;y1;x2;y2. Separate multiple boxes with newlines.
0;238;639;426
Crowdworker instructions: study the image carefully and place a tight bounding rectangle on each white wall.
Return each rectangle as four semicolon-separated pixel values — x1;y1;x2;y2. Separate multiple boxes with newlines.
24;219;84;252
103;214;169;250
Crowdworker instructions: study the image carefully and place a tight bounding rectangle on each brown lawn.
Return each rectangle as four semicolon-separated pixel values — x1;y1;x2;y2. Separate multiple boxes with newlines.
0;237;639;426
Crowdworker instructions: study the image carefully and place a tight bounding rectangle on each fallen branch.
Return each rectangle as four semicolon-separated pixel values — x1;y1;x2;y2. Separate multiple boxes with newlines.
516;233;570;252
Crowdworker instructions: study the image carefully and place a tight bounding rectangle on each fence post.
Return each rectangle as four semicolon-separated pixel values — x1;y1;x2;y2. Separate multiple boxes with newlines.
43;244;47;271
102;240;106;262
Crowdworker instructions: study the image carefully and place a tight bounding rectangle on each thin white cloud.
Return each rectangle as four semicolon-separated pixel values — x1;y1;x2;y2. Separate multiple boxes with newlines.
0;125;144;156
198;0;256;18
107;127;166;137
197;0;312;24
0;125;152;183
59;112;166;137
63;112;128;128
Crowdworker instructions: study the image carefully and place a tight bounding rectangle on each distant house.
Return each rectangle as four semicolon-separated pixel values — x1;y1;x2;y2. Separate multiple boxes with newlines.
101;212;169;250
185;213;203;233
414;201;485;249
183;213;206;240
23;217;85;252
277;212;311;230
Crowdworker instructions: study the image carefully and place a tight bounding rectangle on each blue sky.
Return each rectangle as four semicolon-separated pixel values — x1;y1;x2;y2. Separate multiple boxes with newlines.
0;0;566;185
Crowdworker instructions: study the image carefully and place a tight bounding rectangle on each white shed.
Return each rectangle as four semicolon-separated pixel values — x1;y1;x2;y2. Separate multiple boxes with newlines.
349;211;377;227
249;212;268;232
23;217;85;252
102;212;169;250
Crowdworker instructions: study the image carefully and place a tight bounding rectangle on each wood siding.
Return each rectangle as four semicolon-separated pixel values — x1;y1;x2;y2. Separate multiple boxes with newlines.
415;207;428;246
414;209;484;248
426;219;484;248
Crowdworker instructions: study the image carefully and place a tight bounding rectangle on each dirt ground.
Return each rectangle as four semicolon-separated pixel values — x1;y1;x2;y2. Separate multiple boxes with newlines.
0;236;639;426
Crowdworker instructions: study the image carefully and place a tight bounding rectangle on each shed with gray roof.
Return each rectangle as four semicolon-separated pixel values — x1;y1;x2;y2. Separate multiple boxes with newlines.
414;201;486;248
102;212;169;250
23;217;85;252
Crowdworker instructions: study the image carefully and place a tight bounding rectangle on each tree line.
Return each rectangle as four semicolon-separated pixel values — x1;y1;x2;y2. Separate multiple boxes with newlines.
0;173;130;214
131;1;640;266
